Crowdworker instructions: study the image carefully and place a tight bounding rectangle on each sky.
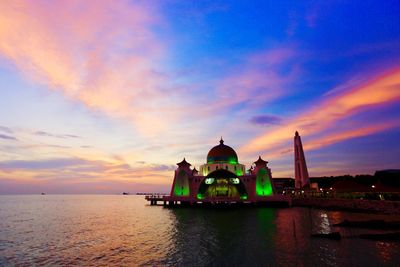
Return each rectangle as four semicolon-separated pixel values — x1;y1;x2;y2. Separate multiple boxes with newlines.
0;0;399;194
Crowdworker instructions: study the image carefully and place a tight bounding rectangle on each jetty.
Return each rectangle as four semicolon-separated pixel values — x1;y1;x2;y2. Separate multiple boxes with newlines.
145;194;291;207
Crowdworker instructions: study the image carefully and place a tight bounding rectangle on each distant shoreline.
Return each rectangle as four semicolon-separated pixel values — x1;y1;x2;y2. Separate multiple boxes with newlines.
293;198;400;215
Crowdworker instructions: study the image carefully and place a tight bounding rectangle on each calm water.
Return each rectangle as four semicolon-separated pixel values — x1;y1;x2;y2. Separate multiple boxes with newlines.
1;195;400;266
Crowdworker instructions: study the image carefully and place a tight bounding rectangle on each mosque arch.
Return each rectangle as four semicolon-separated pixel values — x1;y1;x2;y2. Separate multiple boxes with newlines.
197;169;248;199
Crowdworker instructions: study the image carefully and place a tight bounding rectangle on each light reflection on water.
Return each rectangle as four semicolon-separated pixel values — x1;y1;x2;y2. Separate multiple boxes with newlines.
0;195;400;266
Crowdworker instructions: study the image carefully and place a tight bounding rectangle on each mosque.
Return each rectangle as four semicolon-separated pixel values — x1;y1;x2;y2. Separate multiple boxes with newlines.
162;138;290;205
146;132;400;207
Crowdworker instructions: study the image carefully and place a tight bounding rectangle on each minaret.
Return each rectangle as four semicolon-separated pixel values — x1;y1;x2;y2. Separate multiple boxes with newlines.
170;158;191;197
253;156;275;196
294;131;310;189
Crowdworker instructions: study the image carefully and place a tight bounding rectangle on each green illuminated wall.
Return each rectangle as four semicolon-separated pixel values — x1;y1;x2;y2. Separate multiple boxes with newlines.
255;168;273;196
200;163;245;176
228;157;238;164
173;170;190;196
207;156;238;164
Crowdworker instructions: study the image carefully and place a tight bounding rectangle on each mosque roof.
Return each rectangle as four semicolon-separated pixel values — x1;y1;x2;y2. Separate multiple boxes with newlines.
177;158;191;167
207;138;238;164
254;156;268;166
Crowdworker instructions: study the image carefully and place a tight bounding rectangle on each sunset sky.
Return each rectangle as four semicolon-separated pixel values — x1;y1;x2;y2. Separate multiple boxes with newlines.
0;0;399;194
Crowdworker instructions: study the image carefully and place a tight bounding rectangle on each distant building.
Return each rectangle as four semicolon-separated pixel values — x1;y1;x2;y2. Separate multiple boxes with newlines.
272;178;294;192
307;172;400;194
375;170;400;187
375;170;400;176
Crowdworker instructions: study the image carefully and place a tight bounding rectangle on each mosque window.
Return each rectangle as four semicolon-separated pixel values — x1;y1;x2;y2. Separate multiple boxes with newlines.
226;165;228;170
234;166;237;171
208;166;210;171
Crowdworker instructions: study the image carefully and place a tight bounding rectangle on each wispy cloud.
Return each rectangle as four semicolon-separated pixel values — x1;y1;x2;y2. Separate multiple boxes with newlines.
212;47;300;110
34;131;80;139
0;134;17;141
250;115;282;126
0;126;13;134
303;121;399;151
240;69;400;155
0;157;174;188
0;158;86;170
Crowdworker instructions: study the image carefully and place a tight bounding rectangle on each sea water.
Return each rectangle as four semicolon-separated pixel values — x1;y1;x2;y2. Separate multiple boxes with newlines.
1;195;400;266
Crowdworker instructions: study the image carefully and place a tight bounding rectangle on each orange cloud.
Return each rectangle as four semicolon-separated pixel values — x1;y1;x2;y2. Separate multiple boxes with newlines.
240;69;400;155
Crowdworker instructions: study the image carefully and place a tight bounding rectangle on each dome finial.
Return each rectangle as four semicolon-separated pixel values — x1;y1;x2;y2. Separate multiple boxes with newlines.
220;136;224;145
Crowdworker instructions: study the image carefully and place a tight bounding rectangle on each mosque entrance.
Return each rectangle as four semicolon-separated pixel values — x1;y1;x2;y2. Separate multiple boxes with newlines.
197;169;247;199
215;179;229;196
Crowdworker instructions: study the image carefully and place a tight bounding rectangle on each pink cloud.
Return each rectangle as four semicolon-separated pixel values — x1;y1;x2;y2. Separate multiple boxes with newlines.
0;0;178;136
0;1;303;140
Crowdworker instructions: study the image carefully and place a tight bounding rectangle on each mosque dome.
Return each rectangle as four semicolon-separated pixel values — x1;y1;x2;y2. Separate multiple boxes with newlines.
207;138;238;164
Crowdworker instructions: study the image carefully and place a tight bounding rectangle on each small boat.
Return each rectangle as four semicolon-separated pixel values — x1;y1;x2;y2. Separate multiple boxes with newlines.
41;192;45;195
122;192;129;195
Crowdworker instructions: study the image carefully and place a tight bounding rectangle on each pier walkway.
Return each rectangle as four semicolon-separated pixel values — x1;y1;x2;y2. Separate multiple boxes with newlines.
145;195;292;207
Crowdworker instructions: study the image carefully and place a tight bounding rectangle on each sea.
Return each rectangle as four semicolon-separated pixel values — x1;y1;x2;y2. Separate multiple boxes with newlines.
1;195;400;266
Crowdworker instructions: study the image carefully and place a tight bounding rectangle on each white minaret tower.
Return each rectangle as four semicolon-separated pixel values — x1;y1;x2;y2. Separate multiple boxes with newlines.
294;131;310;189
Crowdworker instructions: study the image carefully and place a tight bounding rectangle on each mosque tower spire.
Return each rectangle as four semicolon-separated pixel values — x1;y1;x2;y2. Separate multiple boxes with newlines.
294;131;310;189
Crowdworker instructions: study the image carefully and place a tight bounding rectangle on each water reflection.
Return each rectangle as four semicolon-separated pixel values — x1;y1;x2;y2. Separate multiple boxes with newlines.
165;206;400;267
165;208;278;266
